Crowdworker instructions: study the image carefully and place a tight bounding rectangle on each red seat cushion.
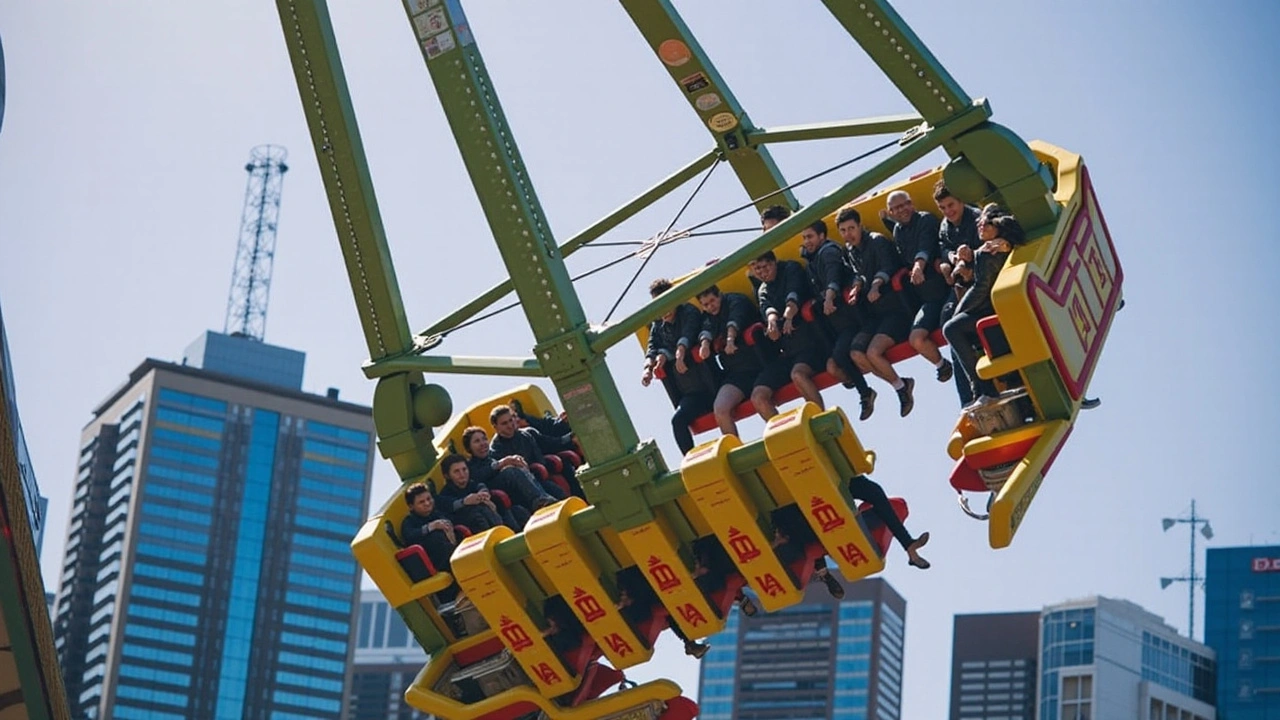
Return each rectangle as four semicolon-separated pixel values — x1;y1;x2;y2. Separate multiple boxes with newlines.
659;697;701;720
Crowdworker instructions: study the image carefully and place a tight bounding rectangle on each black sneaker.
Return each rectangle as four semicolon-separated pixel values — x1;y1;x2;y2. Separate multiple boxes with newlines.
817;569;845;599
859;388;877;421
897;377;915;417
685;641;711;659
936;359;953;383
738;594;758;616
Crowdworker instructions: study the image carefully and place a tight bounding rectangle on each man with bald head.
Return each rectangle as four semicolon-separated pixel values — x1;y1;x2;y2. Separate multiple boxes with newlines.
880;190;953;385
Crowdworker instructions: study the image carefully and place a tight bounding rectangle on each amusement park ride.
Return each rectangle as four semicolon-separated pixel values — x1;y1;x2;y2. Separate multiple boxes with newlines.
272;1;1123;718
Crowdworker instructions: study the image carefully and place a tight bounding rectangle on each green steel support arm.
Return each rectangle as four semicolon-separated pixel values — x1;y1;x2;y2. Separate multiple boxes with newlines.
746;114;922;145
620;0;797;211
364;355;543;380
588;102;990;354
400;1;670;530
276;0;442;481
822;0;1058;227
416;148;720;340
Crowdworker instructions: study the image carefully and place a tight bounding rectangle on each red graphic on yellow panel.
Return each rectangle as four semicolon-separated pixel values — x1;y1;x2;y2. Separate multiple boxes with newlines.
1027;166;1124;400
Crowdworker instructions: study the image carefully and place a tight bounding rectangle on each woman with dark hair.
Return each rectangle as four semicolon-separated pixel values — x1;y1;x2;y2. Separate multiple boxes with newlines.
942;205;1026;408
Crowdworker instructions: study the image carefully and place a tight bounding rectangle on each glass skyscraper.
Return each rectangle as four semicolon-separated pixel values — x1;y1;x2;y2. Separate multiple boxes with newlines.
698;574;906;720
348;589;432;720
1205;545;1280;718
52;333;374;720
1038;596;1216;720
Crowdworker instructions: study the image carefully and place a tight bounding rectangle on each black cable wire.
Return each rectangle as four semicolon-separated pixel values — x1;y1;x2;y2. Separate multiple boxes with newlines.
435;138;899;338
682;137;900;235
602;157;722;323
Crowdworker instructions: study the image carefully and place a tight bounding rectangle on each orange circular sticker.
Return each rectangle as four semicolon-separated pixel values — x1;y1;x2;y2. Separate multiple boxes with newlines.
658;39;692;67
708;112;738;133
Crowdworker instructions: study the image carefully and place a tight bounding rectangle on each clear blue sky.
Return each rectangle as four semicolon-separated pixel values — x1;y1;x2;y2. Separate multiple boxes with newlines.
2;2;1278;717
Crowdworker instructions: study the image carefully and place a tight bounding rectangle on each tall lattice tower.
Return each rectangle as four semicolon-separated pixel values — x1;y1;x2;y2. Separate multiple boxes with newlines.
224;144;289;341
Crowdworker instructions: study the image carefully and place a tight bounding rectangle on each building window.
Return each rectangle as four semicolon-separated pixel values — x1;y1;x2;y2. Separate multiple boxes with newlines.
1239;590;1254;609
1060;674;1092;720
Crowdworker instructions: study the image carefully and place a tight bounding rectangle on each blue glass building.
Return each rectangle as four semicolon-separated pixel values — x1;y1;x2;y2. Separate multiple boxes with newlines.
1038;596;1216;720
1205;545;1280;718
52;334;374;720
697;575;905;720
348;589;431;720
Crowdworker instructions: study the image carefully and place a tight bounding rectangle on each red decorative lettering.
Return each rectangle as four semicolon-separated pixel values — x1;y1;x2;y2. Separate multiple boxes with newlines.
603;632;634;657
728;527;761;564
810;497;846;533
1253;558;1280;573
677;603;708;628
572;587;607;623
647;556;682;592
531;661;562;685
838;542;868;567
499;616;534;652
754;572;786;598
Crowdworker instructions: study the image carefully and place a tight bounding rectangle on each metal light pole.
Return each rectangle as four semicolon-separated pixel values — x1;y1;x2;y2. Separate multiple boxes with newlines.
1160;499;1213;640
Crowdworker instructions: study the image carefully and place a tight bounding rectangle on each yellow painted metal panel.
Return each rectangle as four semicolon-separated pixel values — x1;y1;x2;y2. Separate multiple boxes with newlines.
681;436;802;612
617;520;722;640
524;498;652;669
762;404;885;582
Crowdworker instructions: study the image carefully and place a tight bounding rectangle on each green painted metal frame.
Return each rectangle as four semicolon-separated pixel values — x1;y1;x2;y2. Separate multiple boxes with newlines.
619;0;797;212
274;0;1058;534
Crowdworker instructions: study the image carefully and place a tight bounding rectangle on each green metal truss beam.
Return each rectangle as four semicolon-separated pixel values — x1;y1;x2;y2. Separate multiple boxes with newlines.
822;0;1058;228
620;0;797;211
364;354;542;379
746;114;922;145
589;101;990;354
415;148;720;340
276;0;442;482
398;0;669;528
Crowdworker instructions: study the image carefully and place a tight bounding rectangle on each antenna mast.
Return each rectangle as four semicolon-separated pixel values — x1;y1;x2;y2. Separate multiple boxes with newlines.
1160;499;1214;640
224;144;288;341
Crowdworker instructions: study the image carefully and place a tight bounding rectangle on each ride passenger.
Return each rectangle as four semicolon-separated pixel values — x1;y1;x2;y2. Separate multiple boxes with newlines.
399;482;463;601
879;190;954;384
506;397;573;438
696;284;765;438
799;218;878;420
942;205;1027;408
750;250;829;418
437;453;526;532
461;425;562;511
835;205;917;416
642;278;717;455
933;181;984;406
846;475;931;569
489;404;585;498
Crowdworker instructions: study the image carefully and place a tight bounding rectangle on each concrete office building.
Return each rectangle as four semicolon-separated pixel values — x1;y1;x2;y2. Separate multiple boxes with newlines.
52;332;374;720
1038;596;1216;720
950;612;1039;720
698;574;906;720
348;589;432;720
1205;545;1280;718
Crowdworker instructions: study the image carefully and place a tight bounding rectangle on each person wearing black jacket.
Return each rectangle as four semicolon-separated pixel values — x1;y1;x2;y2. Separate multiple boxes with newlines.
750;250;829;419
934;182;984;406
943;206;1026;407
800;219;877;420
696;285;765;438
462;426;562;507
836;205;917;417
880;191;954;384
489;405;585;498
642;278;718;454
436;454;523;531
399;483;462;601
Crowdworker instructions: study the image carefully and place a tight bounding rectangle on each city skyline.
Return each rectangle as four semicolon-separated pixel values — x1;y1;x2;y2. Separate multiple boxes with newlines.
3;2;1278;717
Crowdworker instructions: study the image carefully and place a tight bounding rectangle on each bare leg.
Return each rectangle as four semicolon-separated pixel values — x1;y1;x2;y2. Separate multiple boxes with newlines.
909;328;943;364
751;385;778;420
791;363;824;409
713;385;745;438
865;335;902;385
